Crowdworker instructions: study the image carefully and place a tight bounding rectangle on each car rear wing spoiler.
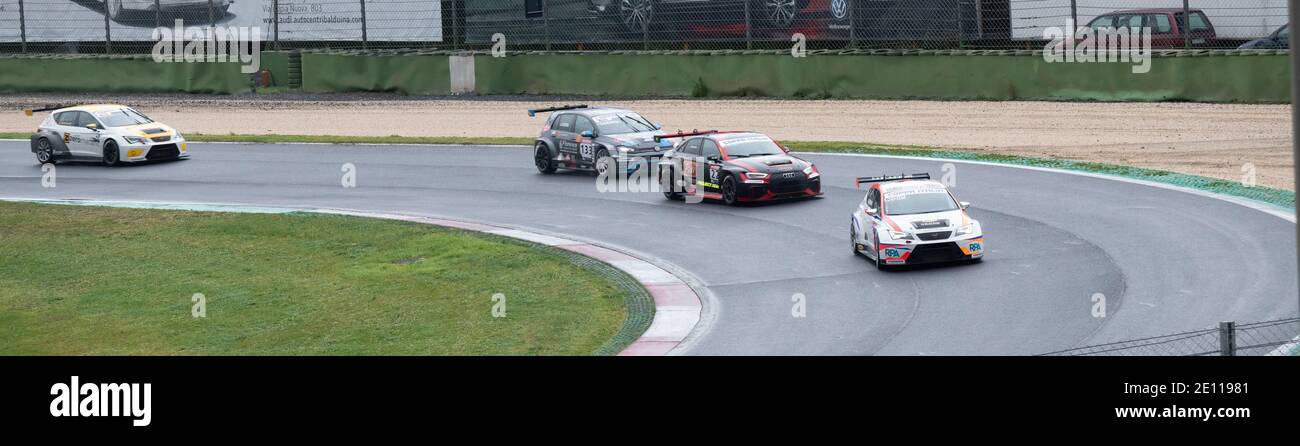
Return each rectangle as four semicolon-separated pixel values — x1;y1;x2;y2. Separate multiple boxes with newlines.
22;105;71;116
855;173;930;188
653;129;717;142
527;104;588;117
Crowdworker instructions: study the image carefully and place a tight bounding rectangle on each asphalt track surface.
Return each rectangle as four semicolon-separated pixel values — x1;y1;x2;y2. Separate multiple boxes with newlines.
2;142;1296;355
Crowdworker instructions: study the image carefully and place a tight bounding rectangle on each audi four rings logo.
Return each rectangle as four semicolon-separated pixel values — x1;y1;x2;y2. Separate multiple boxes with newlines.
831;0;848;20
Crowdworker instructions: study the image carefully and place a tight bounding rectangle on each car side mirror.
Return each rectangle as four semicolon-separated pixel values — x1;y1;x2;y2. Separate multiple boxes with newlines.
85;123;98;131
707;155;721;162
580;130;594;138
960;201;970;210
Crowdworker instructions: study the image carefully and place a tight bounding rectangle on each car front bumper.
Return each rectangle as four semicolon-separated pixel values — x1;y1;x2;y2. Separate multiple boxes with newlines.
737;175;822;202
121;138;190;162
877;236;984;265
126;0;232;12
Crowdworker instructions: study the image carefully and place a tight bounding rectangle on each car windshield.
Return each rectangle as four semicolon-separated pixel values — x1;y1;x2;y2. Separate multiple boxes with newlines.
884;191;958;215
93;108;154;127
592;113;658;135
720;136;785;158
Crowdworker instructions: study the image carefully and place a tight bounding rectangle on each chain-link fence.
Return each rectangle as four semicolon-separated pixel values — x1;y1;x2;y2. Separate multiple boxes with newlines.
0;0;1289;53
1041;318;1300;356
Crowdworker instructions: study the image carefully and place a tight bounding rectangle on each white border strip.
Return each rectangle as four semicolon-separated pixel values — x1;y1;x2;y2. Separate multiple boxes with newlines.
0;197;703;356
800;152;1296;223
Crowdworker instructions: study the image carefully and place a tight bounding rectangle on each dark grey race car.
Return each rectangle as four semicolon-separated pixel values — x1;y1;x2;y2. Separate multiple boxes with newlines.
529;105;673;175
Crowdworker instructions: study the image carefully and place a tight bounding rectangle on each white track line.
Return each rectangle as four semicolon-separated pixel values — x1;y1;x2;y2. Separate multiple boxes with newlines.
800;152;1296;223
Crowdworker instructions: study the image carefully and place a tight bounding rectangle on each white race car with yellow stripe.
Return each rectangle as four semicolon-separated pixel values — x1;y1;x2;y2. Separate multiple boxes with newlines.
28;104;189;166
850;173;985;269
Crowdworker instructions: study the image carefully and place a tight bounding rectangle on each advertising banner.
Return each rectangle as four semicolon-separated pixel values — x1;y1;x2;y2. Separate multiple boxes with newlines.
0;0;440;42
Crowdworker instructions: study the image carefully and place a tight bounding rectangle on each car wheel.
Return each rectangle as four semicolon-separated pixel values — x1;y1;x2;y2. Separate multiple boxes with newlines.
35;138;55;165
721;175;739;206
661;167;683;201
754;0;799;29
873;239;887;270
535;143;556;174
850;224;860;256
594;149;613;175
619;0;654;34
102;141;120;167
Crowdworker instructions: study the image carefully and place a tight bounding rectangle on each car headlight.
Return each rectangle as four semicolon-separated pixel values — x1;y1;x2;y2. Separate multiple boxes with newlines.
803;164;820;179
743;172;768;180
172;131;183;141
617;146;633;153
955;223;975;236
888;230;914;240
123;136;147;144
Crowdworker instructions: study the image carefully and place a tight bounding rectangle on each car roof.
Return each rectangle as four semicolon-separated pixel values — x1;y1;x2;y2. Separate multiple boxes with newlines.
710;131;768;140
878;179;948;193
559;107;636;117
1100;8;1203;14
56;104;130;113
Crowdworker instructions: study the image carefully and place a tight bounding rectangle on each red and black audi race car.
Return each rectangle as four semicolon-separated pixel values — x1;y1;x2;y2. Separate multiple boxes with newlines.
656;130;822;205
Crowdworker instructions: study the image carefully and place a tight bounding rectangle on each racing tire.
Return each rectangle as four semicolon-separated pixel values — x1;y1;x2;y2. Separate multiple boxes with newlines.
102;141;120;167
753;0;800;29
661;167;683;201
720;175;739;206
618;0;654;34
594;149;613;176
850;224;860;257
535;143;556;174
35;138;55;165
872;239;887;270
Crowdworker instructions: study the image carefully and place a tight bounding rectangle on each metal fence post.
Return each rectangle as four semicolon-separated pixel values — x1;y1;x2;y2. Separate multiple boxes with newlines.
154;0;161;29
544;0;551;51
18;0;26;53
105;2;112;53
273;0;280;49
209;0;214;25
847;0;855;49
1182;0;1191;49
1069;0;1077;33
1219;321;1236;356
360;0;368;49
1292;0;1300;321
744;0;751;50
957;0;965;48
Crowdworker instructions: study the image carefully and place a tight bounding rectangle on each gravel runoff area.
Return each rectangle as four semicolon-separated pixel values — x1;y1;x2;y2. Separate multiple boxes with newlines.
0;93;1292;190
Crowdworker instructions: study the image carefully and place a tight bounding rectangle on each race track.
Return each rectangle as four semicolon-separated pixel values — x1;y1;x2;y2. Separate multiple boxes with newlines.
2;141;1296;355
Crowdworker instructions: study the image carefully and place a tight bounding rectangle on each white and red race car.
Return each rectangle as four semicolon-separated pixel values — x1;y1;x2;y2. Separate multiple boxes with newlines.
850;173;985;269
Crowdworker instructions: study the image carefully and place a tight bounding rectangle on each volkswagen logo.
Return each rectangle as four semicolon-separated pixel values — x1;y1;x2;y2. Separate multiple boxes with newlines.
830;0;848;20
